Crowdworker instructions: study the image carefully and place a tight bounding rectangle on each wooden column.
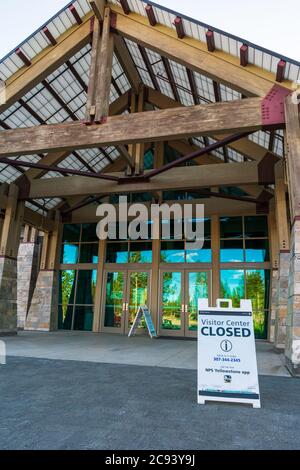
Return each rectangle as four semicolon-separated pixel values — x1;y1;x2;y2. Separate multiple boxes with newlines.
135;86;145;175
0;184;23;334
211;215;220;306
150;238;160;331
93;239;106;332
284;93;300;375
273;162;290;349
85;7;114;124
268;211;279;343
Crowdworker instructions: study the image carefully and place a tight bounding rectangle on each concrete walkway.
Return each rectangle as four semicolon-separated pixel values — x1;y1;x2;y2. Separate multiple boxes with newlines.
3;331;290;377
0;357;299;450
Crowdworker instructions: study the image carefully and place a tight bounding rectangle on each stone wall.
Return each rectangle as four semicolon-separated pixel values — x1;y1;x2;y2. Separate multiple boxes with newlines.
25;270;58;331
17;242;39;329
274;252;290;349
269;269;278;343
285;220;300;376
0;257;17;335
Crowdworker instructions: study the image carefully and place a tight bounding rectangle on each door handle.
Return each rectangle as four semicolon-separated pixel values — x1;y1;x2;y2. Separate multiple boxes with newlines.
185;305;188;314
181;304;185;314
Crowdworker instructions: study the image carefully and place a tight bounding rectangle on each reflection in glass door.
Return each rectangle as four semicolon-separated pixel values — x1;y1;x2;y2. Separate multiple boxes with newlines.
186;272;209;337
160;272;183;334
103;272;126;331
127;271;149;332
102;271;150;334
159;270;210;337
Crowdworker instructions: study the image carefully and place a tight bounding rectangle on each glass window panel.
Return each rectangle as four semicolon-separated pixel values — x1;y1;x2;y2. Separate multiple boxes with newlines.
186;240;212;263
161;219;183;240
60;244;79;264
81;223;98;242
161;272;182;330
188;272;208;331
161;241;185;263
58;304;73;330
75;270;97;305
186;218;211;240
253;311;269;340
131;192;153;203
129;242;153;263
144;149;154;170
245;239;270;262
220;270;245;308
244;216;268;238
106;242;129;263
220;217;243;239
59;270;76;306
220;240;244;263
246;269;270;312
62;224;81;243
104;272;124;328
128;272;149;328
79;243;99;263
73;306;94;331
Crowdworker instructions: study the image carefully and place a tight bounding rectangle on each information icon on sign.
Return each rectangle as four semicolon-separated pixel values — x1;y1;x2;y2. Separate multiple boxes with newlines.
220;340;233;352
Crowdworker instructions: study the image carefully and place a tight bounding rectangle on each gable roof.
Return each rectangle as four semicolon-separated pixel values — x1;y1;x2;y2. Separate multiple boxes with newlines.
0;0;296;214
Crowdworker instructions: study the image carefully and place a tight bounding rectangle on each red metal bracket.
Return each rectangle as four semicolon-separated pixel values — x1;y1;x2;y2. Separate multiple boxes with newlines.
261;85;291;129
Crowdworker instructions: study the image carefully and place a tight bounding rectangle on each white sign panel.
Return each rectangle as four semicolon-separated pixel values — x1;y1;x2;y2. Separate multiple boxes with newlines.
198;299;261;408
128;306;157;339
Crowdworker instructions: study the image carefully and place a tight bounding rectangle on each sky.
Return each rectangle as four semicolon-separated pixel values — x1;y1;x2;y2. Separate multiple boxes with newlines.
0;0;299;61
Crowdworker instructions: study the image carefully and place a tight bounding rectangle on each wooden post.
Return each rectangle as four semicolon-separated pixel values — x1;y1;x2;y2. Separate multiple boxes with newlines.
150;238;160;331
85;17;101;121
93;239;106;332
211;215;220;306
95;7;114;123
135;86;146;175
0;184;18;258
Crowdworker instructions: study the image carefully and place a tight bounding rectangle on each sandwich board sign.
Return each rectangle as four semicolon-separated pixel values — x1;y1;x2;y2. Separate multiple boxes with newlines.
128;306;158;339
197;298;261;408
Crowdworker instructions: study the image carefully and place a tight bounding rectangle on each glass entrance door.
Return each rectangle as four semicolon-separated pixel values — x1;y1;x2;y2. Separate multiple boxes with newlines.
159;270;210;337
102;270;150;334
185;271;209;338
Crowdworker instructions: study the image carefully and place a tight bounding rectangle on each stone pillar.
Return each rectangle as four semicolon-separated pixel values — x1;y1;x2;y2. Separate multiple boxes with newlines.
0;184;24;335
273;162;290;349
17;226;40;329
274;252;290;349
269;269;278;343
25;213;61;331
285;219;300;375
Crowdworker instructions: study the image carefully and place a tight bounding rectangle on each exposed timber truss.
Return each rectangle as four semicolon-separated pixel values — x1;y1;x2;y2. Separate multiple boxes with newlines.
0;0;298;223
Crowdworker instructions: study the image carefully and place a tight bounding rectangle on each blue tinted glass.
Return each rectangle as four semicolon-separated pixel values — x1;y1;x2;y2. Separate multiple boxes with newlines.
161;242;185;263
129;242;153;263
220;240;244;263
245;240;270;262
81;223;98;242
58;304;73;330
186;241;212;263
220;217;243;239
79;244;99;263
220;270;245;308
73;306;94;331
75;270;97;305
244;216;268;238
61;244;79;264
106;243;129;263
62;224;81;243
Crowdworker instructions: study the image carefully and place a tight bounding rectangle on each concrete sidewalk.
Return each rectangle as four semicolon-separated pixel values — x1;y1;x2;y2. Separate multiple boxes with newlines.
3;330;290;377
0;357;299;450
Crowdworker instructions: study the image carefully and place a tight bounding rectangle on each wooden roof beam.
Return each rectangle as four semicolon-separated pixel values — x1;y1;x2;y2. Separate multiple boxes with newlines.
27;161;271;200
0;98;265;157
88;0;106;22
